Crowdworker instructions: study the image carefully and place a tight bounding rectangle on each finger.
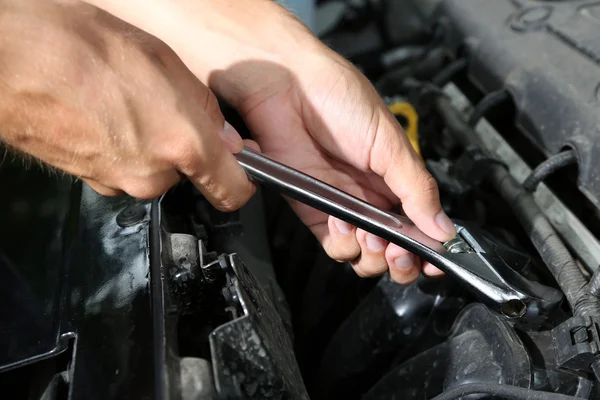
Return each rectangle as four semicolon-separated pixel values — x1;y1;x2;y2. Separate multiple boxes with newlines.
369;110;456;242
309;218;361;263
351;229;389;277
82;178;123;197
385;243;421;284
197;87;244;155
118;169;182;200
242;138;260;152
172;114;255;213
423;262;445;277
326;216;361;261
162;52;246;158
202;91;244;155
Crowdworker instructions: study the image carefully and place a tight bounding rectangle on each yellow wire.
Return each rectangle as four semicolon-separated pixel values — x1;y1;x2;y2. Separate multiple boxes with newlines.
388;102;421;157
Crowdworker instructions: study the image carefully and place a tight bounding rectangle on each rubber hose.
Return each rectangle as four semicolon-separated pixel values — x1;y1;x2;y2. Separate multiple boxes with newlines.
430;383;583;400
467;89;511;128
434;96;600;316
523;150;577;192
375;47;448;95
489;165;600;316
431;58;467;87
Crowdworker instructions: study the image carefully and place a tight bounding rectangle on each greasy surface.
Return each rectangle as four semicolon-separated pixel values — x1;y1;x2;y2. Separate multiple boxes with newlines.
437;0;600;207
0;159;72;369
0;156;155;398
363;303;532;399
210;254;309;399
67;186;154;399
313;274;459;399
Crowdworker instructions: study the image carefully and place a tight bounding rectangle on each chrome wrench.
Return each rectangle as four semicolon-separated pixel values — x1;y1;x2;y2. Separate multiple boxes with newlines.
235;146;563;321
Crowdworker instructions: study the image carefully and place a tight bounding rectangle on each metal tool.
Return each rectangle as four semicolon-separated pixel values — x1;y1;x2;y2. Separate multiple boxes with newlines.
235;147;563;321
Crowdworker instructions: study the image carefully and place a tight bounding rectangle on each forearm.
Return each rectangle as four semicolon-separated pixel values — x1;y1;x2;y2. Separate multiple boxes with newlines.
83;0;323;106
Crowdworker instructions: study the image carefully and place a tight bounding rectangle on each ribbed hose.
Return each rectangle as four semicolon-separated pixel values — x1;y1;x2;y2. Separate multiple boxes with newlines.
431;58;468;87
434;96;600;316
467;89;511;128
588;269;600;298
430;383;583;400
489;165;600;316
523;150;577;192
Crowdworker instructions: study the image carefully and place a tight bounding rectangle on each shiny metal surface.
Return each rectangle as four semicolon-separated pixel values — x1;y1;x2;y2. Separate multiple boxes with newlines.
0;157;155;398
236;147;563;321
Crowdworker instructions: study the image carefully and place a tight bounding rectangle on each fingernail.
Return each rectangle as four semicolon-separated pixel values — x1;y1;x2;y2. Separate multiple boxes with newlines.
394;255;415;270
333;218;352;235
220;121;243;143
435;211;456;236
366;233;385;252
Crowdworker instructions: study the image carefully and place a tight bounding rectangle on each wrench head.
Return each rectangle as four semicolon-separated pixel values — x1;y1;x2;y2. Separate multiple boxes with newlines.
444;222;563;323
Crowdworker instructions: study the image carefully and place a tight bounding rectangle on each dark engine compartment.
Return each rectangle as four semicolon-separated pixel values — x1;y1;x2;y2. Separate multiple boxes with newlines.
2;0;600;399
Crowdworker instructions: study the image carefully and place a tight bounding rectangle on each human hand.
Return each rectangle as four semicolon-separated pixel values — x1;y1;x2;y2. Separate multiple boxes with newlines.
239;61;456;284
0;0;254;210
83;0;456;284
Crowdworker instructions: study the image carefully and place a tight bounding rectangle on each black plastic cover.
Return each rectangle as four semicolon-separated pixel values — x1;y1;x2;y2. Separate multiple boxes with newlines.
436;0;600;207
363;303;532;399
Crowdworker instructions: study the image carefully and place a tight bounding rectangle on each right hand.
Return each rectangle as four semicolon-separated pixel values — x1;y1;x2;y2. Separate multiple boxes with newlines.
0;0;254;210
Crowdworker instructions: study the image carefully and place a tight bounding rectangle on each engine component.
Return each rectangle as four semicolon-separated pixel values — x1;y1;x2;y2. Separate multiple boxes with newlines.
154;187;307;400
313;274;464;399
4;1;600;399
442;81;600;277
523;150;578;193
552;316;600;374
363;303;533;399
435;0;600;209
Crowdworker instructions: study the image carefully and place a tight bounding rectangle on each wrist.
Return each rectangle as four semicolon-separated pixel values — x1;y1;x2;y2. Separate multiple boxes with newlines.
167;0;325;106
85;0;324;106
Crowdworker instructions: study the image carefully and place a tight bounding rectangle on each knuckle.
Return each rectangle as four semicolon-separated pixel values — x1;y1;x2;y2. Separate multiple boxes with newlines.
353;260;387;277
391;270;420;285
121;180;166;200
97;187;121;197
198;174;253;213
214;196;245;213
419;173;440;196
85;180;121;197
364;263;389;276
328;243;360;261
352;264;370;278
167;138;204;176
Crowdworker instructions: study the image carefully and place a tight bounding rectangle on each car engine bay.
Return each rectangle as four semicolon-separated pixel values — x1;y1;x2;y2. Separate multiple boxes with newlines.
2;0;600;399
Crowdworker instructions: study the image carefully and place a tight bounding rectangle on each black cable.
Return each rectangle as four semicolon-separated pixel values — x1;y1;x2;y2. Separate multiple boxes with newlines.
430;383;583;400
375;47;448;95
431;58;467;87
468;89;511;128
434;96;600;317
523;150;577;192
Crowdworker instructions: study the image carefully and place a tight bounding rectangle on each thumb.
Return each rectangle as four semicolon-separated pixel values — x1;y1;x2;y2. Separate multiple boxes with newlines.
370;110;456;242
171;89;255;212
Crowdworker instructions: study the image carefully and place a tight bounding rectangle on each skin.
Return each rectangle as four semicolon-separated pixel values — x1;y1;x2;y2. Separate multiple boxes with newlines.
0;0;456;284
0;0;254;209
